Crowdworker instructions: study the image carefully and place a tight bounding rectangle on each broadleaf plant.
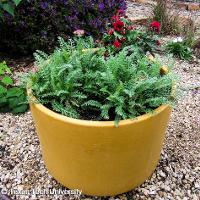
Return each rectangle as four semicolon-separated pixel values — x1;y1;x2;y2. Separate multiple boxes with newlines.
166;41;193;60
0;61;28;113
28;37;176;125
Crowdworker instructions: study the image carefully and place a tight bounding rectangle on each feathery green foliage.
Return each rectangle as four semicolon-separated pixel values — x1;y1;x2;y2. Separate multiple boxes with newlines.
28;37;176;123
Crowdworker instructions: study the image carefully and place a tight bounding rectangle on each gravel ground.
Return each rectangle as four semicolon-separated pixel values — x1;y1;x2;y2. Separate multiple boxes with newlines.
1;2;200;200
126;1;152;21
126;1;200;27
0;58;200;200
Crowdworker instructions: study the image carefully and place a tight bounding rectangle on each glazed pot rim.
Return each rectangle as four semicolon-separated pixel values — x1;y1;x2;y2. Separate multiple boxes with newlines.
28;87;170;127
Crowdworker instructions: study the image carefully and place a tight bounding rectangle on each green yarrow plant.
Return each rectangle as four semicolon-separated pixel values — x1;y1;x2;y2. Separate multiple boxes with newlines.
27;37;176;125
0;61;28;113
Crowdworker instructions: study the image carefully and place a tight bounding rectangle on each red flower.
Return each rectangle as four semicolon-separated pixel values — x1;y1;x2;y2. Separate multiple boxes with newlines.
156;40;161;46
150;21;161;33
108;29;114;35
121;29;126;35
113;40;122;48
116;9;124;16
113;20;124;32
112;15;120;22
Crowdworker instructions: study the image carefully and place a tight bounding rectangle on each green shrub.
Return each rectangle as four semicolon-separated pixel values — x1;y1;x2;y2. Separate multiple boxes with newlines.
0;0;126;55
166;41;193;60
0;61;28;113
27;37;176;124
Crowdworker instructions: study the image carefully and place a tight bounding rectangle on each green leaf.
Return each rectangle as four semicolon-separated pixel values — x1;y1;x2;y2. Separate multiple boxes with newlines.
6;88;28;113
12;0;22;6
114;31;123;39
1;76;13;85
0;61;11;75
8;97;20;107
7;87;23;97
11;104;28;114
121;18;131;25
8;94;27;108
2;3;14;16
82;100;102;108
0;96;7;105
0;85;7;94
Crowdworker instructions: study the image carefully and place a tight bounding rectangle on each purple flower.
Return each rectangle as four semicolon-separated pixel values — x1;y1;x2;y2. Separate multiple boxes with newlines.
98;3;105;11
40;2;49;9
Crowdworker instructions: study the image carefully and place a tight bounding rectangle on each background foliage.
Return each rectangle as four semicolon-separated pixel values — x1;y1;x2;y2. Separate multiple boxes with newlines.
0;0;126;55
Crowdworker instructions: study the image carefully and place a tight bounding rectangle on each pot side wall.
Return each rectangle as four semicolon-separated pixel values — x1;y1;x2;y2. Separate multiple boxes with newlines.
30;103;172;196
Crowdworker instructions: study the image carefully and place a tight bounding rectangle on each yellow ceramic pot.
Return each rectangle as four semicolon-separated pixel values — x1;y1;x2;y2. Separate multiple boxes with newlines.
29;96;172;196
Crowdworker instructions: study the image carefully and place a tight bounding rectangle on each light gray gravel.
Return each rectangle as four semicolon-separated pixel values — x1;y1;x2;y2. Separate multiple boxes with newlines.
127;1;200;27
126;1;152;21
